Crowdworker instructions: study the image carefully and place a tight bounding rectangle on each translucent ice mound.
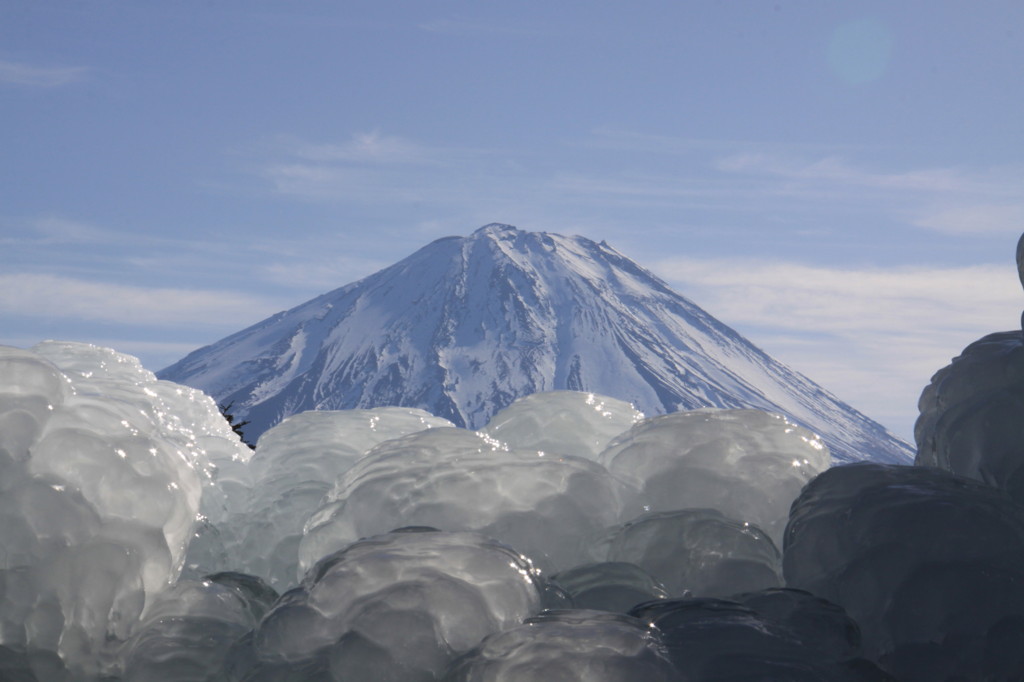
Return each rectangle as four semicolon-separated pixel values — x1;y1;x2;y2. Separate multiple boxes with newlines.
211;408;453;588
0;342;250;679
915;330;1024;501
784;462;1024;681
606;508;782;597
299;427;633;575
443;609;678;682
550;562;668;613
479;390;644;461
120;573;277;682
236;528;545;681
599;408;830;546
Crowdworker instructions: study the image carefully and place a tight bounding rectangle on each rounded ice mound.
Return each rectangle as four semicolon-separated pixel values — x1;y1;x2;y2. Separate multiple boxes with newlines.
550;562;668;613
599;408;830;545
0;345;71;463
299;427;632;575
218;408;453;589
731;588;864;664
479;390;643;461
607;508;782;597
784;462;1024;680
915;330;1024;501
442;609;678;682
630;597;891;681
250;407;455;484
0;342;248;678
241;528;544;681
120;576;272;681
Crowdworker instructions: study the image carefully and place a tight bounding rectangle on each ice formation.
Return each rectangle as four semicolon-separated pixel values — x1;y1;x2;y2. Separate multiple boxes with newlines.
479;390;644;461
629;596;888;680
204;408;453;588
234;528;545;681
120;573;277;681
443;609;678;682
915;330;1024;501
550;562;669;613
606;508;782;598
599;408;830;546
298;427;633;575
0;342;250;679
784;462;1024;680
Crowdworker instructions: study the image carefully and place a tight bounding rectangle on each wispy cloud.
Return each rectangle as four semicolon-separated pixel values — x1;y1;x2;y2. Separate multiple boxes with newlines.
0;60;88;87
258;131;518;204
284;131;435;165
913;204;1024;236
715;153;1023;197
711;152;1024;236
260;256;390;291
30;216;117;243
0;274;289;327
653;256;1023;438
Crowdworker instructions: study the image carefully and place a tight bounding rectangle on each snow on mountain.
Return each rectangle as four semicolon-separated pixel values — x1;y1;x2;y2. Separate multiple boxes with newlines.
158;224;912;464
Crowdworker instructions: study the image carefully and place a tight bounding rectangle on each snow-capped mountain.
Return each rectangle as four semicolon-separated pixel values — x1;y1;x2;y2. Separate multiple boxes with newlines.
158;224;912;464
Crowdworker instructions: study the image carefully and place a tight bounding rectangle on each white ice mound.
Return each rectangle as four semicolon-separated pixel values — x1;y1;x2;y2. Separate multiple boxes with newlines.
784;462;1024;681
599;408;830;545
298;427;634;575
606;508;782;597
479;390;644;461
237;528;544;680
443;609;679;682
915;330;1024;501
210;408;453;589
0;342;249;679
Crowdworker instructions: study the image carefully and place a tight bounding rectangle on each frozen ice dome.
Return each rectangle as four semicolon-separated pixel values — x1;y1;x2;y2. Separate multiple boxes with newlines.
784;462;1024;681
299;427;633;575
550;562;668;613
599;408;830;546
120;575;274;681
630;597;890;681
915;330;1024;502
479;390;643;461
606;508;782;597
0;343;250;679
238;528;545;681
442;609;678;682
731;588;864;664
210;408;453;589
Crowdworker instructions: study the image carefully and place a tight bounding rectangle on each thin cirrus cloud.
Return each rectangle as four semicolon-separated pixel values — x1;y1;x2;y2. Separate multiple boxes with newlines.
282;131;437;165
260;132;518;205
0;273;288;328
713;153;1024;232
653;256;1023;438
913;204;1024;236
653;257;1020;337
0;59;88;87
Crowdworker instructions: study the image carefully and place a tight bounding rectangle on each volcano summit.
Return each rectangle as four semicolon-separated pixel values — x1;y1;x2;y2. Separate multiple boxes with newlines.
159;224;911;463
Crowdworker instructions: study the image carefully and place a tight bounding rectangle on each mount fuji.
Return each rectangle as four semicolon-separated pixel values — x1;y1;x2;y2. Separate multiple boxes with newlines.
158;224;912;464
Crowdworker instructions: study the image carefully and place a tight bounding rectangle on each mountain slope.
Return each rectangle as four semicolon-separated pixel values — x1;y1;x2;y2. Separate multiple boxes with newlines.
159;224;912;464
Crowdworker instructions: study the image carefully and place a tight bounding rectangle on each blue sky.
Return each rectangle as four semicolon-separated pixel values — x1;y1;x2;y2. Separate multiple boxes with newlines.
2;1;1022;441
